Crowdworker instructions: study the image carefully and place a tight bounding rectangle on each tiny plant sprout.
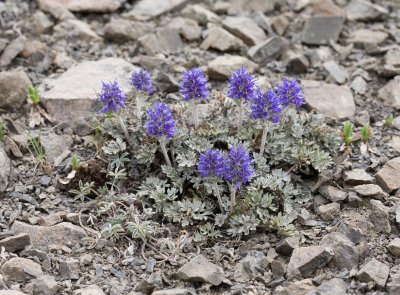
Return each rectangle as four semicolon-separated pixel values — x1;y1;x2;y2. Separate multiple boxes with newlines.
0;122;4;142
71;154;81;170
343;121;353;146
385;113;394;126
360;125;370;143
27;85;40;105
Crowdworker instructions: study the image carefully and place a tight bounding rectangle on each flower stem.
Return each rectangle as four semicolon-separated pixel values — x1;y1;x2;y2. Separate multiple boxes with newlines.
159;138;172;167
230;186;236;211
136;92;143;126
194;102;199;129
213;181;225;214
260;125;267;155
238;99;243;129
118;116;130;145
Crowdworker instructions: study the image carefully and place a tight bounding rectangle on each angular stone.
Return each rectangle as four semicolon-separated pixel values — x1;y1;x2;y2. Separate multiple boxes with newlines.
227;0;276;14
30;11;53;34
207;55;258;81
339;215;369;244
286;246;334;279
388;238;400;257
37;0;120;12
73;285;105;295
320;232;358;270
286;53;310;74
139;28;183;55
276;236;300;256
32;275;59;295
351;76;367;94
315;278;347;295
40;133;72;165
319;186;347;202
346;0;388;21
223;16;267;46
39;58;134;135
0;70;31;111
152;289;190;295
376;157;400;193
0;233;30;252
0;291;29;295
201;27;244;52
301;16;344;45
166;17;201;41
323;60;348;84
128;0;188;21
1;257;43;283
370;199;391;233
59;258;79;280
176;255;224;286
378;77;400;109
275;279;315;295
353;184;387;199
302;80;355;119
53;19;100;43
271;15;289;36
388;265;400;294
357;258;389;289
317;202;340;221
343;169;374;185
0;35;26;67
11;221;86;250
348;29;388;47
248;36;288;64
0;146;11;192
181;4;220;25
104;19;152;43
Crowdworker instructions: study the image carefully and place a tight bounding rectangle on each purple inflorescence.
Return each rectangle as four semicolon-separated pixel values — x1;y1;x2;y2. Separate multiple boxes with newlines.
276;78;304;109
223;146;253;189
98;81;127;114
145;102;176;139
249;87;282;123
131;68;155;94
179;68;208;101
198;149;226;178
227;67;256;101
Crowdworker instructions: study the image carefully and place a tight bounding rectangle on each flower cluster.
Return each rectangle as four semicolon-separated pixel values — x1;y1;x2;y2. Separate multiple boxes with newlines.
249;87;282;123
276;78;304;109
145;102;176;139
198;146;253;189
98;81;127;114
228;67;256;101
131;68;155;94
179;68;208;101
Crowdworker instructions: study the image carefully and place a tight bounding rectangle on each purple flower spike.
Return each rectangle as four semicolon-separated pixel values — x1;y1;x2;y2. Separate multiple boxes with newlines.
198;149;226;178
276;78;304;108
98;81;127;114
223;146;253;189
131;68;155;94
179;68;208;101
145;102;176;139
227;67;256;101
250;87;282;123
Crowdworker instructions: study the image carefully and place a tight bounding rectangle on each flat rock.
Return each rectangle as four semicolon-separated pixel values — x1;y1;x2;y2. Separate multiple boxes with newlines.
301;16;344;45
53;19;100;43
36;0;120;12
11;221;86;250
0;292;29;295
378;76;400;109
200;27;244;52
370;199;391;233
388;238;400;257
32;275;59;295
152;289;191;295
181;4;220;25
248;36;288;65
0;233;30;252
271;15;290;36
376;157;400;193
346;0;388;21
128;0;188;21
166;17;201;41
353;184;387;199
226;0;276;14
317;202;340;221
357;258;389;289
207;55;258;81
286;246;334;279
320;232;358;270
176;255;224;286
0;35;26;67
0;146;11;192
73;285;105;295
104;19;152;43
302;80;355;119
39;58;134;135
343;169;374;185
382;48;400;77
139;28;183;55
351;76;367;94
348;29;388;47
222;16;267;46
314;278;347;295
0;70;32;111
1;257;43;283
275;279;315;295
323;60;348;84
276;236;300;256
40;133;73;165
319;185;347;202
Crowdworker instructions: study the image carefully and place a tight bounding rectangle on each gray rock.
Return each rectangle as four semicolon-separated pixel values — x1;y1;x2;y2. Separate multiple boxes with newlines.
152;289;191;295
104;19;152;43
323;60;348;84
176;255;224;286
271;15;289;36
275;279;315;295
317;202;340;221
320;232;359;270
301;16;344;45
1;257;43;283
0;35;26;67
201;27;244;52
139;28;183;55
207;55;258;81
53;19;101;43
73;285;105;295
319;185;347;202
357;258;389;289
343;169;374;185
0;292;29;295
226;0;276;14
166;17;202;41
313;278;347;295
302;80;355;119
388;265;400;294
350;76;367;94
353;184;387;199
223;16;267;46
0;233;30;252
286;246;334;279
339;215;369;244
37;0;120;12
376;157;400;193
348;29;388;48
59;258;79;280
39;58;134;135
181;4;220;25
276;236;300;256
286;53;310;74
0;146;11;192
388;238;400;257
0;70;31;111
271;260;287;278
128;0;188;21
40;133;72;165
346;0;388;21
370;199;391;233
378;76;400;109
134;272;162;293
382;47;400;77
32;275;59;295
248;36;288;64
233;251;268;282
30;11;54;34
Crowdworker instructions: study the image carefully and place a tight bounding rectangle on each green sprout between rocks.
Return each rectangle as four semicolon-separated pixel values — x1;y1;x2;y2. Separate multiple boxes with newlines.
360;125;371;143
0;122;4;142
28;136;45;161
385;113;394;126
343;121;353;146
70;154;81;170
27;85;40;105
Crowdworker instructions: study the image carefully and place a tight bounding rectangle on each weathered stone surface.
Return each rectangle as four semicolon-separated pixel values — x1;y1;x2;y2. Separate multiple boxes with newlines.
370;199;391;233
346;0;388;21
348;29;388;47
382;48;400;77
314;278;347;295
37;0;120;12
139;28;183;55
181;4;220;25
343;169;374;185
176;255;224;286
11;221;86;250
271;15;289;36
53;19;100;43
248;36;288;64
201;27;244;52
0;233;30;252
276;236;300;256
388;238;400;257
128;0;188;21
207;55;258;81
39;58;134;135
166;17;201;41
376;157;400;193
353;184;387;199
286;246;334;278
40;133;72;165
319;186;347;202
152;289;190;295
59;258;79;280
0;146;11;192
223;16;267;46
0;70;32;111
227;0;276;14
233;251;268;282
73;285;105;295
286;52;310;74
323;60;348;84
339;215;369;244
32;275;59;295
317;202;340;221
357;258;389;289
0;35;26;67
301;16;344;45
30;11;53;34
1;257;43;283
302;80;355;119
320;232;358;270
351;76;367;94
275;279;315;295
0;292;29;295
104;19;152;43
378;77;400;109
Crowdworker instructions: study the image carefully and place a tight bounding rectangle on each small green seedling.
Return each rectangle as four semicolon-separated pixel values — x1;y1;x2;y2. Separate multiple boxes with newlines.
27;86;40;105
28;136;46;161
70;154;81;170
385;113;394;126
0;123;4;142
360;125;370;143
343;122;353;146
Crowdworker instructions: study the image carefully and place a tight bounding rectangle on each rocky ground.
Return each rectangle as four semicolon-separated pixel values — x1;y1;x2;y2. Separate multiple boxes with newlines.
2;0;400;294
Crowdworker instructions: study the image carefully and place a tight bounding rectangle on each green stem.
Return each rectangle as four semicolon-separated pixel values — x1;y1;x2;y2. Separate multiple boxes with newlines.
230;186;236;212
159;138;172;167
118;116;130;145
213;181;225;214
260;125;267;155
